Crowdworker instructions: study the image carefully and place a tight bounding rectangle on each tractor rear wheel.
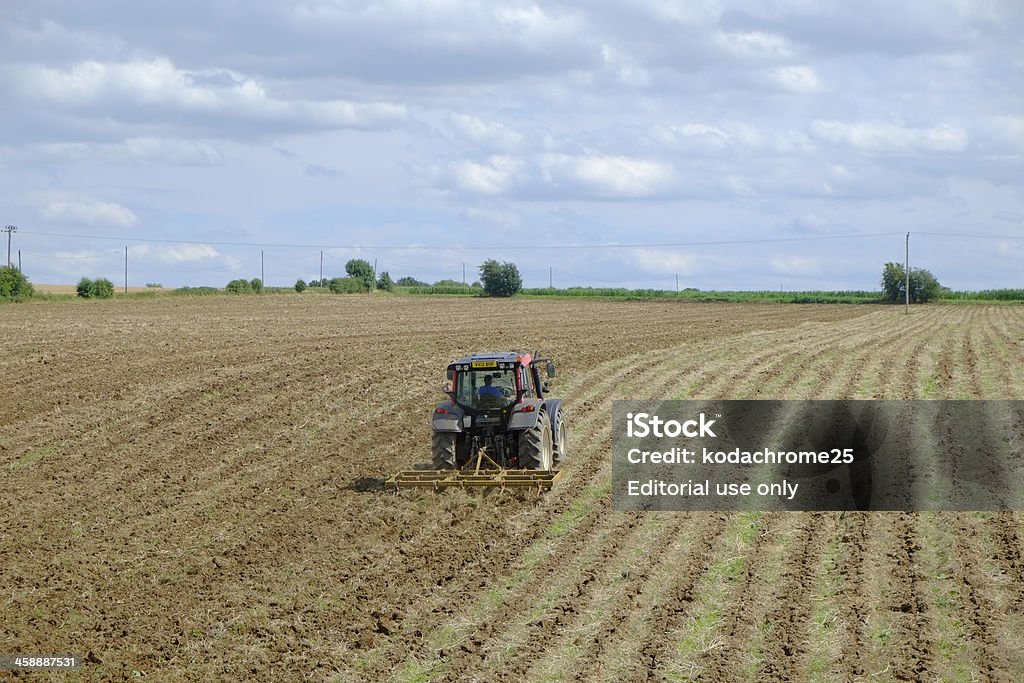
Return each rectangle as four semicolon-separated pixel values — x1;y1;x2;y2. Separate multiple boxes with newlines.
519;409;554;470
432;432;458;469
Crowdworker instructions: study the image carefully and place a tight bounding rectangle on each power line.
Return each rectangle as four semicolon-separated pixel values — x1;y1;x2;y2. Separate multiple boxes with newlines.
22;249;121;260
914;231;1024;240
17;229;907;251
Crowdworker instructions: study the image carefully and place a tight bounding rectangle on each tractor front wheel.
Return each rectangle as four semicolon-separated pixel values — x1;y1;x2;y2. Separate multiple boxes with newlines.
554;412;569;465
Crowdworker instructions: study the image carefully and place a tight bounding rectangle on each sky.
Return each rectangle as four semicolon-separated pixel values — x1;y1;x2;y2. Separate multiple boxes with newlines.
1;0;1022;290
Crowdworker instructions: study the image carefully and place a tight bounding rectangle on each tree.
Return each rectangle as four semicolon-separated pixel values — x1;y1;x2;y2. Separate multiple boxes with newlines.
376;271;394;291
226;278;251;294
479;259;522;297
0;266;33;300
249;278;264;293
881;262;942;304
345;259;375;292
396;276;427;287
294;278;307;292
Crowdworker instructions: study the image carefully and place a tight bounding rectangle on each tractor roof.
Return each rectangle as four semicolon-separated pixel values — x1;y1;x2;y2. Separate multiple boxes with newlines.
449;352;530;367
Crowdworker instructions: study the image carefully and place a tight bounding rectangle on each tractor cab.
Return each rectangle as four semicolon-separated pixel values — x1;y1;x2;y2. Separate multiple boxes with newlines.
447;352;544;412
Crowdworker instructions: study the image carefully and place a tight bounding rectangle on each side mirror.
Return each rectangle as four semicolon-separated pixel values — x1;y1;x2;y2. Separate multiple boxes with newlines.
546;361;556;378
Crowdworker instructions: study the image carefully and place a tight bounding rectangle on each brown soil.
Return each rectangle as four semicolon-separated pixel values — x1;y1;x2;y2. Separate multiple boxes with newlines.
1;296;1022;681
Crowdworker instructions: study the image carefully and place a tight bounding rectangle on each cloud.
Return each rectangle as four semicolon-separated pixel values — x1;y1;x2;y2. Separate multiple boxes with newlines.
446;113;524;150
41;199;138;228
786;214;832;234
991;115;1024;150
539;153;676;198
770;255;822;276
28;138;225;165
8;58;407;136
648;122;761;155
771;65;821;92
306;163;343;179
715;30;794;60
156;244;218;263
449;155;524;195
629;248;698;276
993;210;1024;224
810;120;969;153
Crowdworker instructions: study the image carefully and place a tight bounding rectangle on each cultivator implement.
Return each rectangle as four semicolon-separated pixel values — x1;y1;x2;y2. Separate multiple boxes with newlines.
388;447;562;492
387;467;562;491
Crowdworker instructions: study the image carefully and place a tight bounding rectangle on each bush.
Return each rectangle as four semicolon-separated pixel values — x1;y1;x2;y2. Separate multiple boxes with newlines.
345;259;375;292
250;278;263;293
479;259;522;297
294;278;307;292
225;279;251;294
145;282;163;288
76;277;115;299
0;266;34;300
396;276;427;287
376;271;394;291
328;276;364;294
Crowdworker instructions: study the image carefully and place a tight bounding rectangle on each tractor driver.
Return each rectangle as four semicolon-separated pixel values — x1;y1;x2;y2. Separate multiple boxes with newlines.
478;374;504;399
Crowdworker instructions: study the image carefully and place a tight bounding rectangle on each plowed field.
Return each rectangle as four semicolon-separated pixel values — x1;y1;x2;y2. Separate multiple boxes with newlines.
2;296;1023;681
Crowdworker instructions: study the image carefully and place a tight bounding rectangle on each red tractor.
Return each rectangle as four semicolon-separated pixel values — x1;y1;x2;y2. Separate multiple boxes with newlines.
389;352;568;491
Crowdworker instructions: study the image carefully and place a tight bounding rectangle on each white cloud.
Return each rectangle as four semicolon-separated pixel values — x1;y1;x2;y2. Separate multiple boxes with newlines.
33;138;224;166
715;31;794;59
130;243;219;263
649;122;762;154
630;248;698;275
41;199;138;228
539;153;675;197
163;244;218;263
770;255;822;275
446;113;524;149
10;58;407;132
600;44;651;86
772;65;821;93
810;120;969;153
450;155;523;195
991;115;1024;150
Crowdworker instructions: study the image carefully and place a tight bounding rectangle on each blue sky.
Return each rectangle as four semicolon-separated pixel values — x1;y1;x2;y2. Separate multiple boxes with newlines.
1;1;1021;289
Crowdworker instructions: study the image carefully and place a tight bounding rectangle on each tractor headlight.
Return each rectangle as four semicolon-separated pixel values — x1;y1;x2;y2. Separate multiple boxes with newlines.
463;416;472;428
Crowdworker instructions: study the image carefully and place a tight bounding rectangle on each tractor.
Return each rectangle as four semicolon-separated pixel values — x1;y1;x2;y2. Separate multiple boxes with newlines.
388;352;568;491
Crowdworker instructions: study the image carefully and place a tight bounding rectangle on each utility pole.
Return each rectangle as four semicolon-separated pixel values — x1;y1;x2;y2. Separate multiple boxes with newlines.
124;246;128;294
18;249;22;272
261;250;265;284
462;262;466;285
320;250;323;286
4;225;16;268
905;232;910;315
549;267;553;289
676;273;679;292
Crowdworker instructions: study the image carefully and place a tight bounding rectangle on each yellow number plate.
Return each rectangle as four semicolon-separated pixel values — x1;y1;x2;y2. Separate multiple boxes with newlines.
471;360;498;368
